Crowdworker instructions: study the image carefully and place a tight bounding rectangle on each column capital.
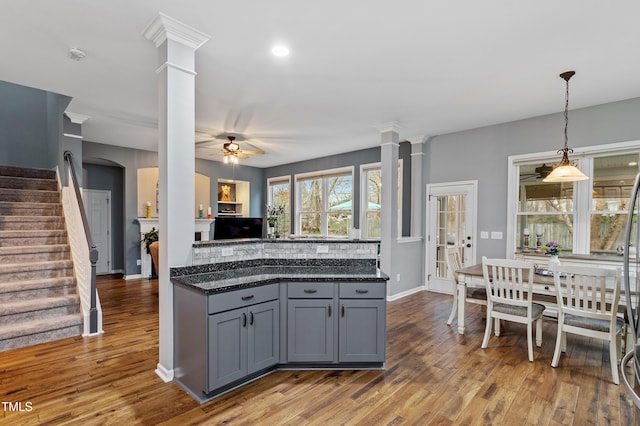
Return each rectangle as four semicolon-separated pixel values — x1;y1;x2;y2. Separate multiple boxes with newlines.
375;121;402;135
405;134;430;145
143;13;210;50
65;112;90;124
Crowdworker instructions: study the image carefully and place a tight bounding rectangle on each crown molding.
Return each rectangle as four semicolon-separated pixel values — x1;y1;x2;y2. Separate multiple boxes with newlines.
143;13;210;50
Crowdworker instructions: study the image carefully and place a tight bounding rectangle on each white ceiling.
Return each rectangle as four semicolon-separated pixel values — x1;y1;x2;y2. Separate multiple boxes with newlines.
3;1;640;168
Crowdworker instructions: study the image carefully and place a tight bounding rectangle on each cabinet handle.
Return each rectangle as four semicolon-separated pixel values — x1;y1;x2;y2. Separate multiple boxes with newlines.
341;304;345;317
328;304;332;317
250;311;254;325
241;295;254;301
242;312;247;327
303;289;318;294
355;289;369;294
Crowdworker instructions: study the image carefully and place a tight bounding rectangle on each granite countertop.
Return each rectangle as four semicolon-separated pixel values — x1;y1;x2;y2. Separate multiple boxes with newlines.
172;265;389;294
193;238;380;247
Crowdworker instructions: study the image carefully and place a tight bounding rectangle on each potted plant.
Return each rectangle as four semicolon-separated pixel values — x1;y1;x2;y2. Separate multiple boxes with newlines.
141;227;159;254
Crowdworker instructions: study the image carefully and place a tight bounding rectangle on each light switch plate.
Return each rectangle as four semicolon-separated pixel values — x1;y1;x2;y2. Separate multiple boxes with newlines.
490;232;503;240
480;231;489;239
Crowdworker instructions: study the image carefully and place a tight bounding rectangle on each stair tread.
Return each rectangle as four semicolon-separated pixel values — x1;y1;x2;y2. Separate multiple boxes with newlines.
0;216;64;222
0;259;74;273
0;314;81;339
0;295;79;314
0;165;57;180
0;229;66;237
0;276;76;291
0;244;69;254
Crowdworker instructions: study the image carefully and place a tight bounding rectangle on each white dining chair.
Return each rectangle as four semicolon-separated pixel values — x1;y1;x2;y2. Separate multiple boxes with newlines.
481;257;545;362
445;246;487;326
445;246;463;325
551;265;624;384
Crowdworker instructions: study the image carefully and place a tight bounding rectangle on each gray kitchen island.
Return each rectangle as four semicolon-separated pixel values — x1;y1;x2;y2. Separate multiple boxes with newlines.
171;239;388;403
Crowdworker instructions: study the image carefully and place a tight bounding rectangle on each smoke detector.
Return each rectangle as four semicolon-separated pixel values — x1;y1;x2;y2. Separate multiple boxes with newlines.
68;47;87;61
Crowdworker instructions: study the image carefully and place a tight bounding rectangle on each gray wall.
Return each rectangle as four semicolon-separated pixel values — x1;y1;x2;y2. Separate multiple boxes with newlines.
83;163;125;272
0;80;71;171
424;96;640;260
265;147;381;232
82;142;265;276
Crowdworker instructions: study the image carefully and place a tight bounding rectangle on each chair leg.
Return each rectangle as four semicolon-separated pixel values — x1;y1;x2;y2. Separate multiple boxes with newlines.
561;331;567;353
610;336;620;385
551;321;563;367
535;318;542;347
494;318;501;337
446;281;458;325
481;311;493;349
527;322;534;362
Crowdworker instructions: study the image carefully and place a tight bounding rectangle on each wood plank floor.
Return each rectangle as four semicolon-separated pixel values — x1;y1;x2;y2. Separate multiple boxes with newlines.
1;275;638;425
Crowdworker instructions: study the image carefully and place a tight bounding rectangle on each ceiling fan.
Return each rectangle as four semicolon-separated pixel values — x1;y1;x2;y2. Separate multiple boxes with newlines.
521;163;554;181
195;133;265;163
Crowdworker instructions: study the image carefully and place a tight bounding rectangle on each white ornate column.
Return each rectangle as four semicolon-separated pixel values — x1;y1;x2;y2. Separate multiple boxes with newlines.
378;122;401;296
143;13;210;382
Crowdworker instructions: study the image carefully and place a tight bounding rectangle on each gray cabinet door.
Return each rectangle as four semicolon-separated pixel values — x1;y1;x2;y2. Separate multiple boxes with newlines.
338;299;386;362
208;307;248;391
248;300;279;373
287;299;334;362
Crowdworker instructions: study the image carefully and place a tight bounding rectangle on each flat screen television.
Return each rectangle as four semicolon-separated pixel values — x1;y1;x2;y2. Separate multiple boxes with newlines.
213;217;263;240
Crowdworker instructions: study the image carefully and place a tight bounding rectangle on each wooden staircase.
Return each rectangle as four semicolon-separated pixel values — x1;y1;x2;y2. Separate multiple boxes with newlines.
0;165;81;351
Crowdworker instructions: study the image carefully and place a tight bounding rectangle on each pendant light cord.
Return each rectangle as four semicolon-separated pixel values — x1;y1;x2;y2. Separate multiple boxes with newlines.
564;75;570;153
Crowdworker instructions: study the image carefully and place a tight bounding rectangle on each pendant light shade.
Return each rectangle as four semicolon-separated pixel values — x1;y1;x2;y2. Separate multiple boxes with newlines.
543;71;589;183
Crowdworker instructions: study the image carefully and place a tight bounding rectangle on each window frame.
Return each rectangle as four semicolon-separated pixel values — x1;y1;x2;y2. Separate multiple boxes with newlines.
507;140;640;257
267;175;291;237
360;162;382;240
294;166;354;237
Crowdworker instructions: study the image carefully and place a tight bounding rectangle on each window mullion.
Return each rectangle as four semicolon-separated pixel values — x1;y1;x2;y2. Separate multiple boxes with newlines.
574;157;593;254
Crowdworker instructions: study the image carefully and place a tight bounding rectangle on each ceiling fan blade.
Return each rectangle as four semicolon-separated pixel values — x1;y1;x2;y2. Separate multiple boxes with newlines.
236;152;249;159
240;149;265;155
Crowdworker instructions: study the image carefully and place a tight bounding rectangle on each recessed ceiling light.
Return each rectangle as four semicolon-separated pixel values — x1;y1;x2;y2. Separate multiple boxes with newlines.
68;47;86;61
271;45;290;57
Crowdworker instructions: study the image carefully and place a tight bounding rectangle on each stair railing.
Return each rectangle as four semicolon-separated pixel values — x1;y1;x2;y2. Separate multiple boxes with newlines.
63;151;99;334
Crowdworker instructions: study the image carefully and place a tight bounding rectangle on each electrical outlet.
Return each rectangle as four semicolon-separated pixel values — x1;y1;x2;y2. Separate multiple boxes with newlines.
222;247;234;256
136;259;141;266
316;245;329;253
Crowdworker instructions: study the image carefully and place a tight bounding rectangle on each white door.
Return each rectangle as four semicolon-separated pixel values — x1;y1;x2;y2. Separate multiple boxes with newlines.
83;189;112;275
426;181;477;293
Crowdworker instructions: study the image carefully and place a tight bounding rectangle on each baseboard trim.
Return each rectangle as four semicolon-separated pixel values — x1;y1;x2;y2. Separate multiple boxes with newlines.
155;363;174;382
387;285;425;302
124;274;143;280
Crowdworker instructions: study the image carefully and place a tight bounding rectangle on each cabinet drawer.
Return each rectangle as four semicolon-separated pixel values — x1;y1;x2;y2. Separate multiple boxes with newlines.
339;281;386;299
287;282;334;299
208;284;279;314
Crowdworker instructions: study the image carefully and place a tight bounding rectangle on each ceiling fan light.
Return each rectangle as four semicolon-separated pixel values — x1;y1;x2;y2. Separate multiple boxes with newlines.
227;142;240;152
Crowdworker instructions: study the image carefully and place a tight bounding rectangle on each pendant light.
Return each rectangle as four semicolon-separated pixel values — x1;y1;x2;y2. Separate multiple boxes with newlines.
543;70;589;182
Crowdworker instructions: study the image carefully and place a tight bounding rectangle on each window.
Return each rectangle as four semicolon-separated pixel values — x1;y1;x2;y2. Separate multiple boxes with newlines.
267;176;291;237
509;141;640;256
590;153;638;255
296;167;353;237
361;164;382;239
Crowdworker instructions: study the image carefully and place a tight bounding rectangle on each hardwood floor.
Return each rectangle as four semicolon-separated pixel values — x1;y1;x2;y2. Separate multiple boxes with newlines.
1;275;638;425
